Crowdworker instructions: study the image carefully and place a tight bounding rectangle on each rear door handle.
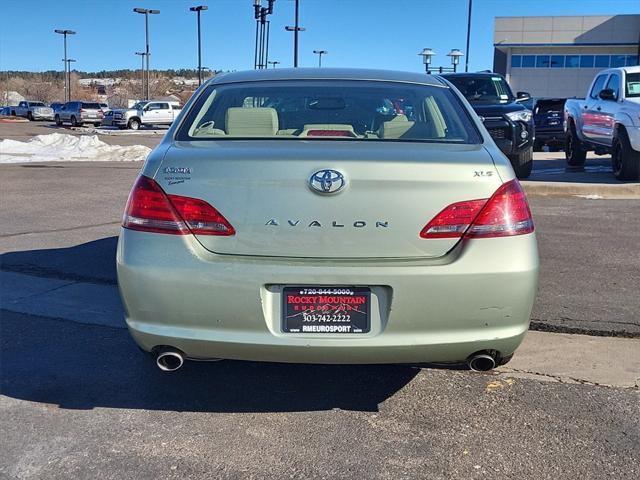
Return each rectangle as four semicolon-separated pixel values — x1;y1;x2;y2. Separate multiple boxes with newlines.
596;107;601;111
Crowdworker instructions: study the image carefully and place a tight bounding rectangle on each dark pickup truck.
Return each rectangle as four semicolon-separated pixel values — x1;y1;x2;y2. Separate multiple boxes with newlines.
442;72;534;179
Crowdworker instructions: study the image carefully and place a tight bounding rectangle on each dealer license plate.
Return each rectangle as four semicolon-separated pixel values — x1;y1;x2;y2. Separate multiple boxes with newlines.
282;287;371;334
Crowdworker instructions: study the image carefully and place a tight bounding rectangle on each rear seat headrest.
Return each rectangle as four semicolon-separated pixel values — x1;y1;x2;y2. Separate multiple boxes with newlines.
225;107;279;136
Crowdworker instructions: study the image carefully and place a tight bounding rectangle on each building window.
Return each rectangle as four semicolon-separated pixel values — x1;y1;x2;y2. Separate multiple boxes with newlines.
594;55;610;68
610;55;626;68
550;55;564;68
565;55;580;68
536;55;551;68
627;55;639;66
580;55;595;68
511;55;522;68
521;55;535;68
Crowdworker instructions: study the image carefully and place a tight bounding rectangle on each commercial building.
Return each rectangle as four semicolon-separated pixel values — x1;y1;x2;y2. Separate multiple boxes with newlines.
493;15;640;98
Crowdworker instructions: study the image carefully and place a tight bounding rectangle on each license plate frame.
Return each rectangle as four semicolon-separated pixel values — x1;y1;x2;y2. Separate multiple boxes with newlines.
282;286;371;334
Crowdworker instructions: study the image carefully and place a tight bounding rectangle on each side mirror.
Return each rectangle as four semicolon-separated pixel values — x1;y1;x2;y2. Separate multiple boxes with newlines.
599;89;616;101
516;91;531;102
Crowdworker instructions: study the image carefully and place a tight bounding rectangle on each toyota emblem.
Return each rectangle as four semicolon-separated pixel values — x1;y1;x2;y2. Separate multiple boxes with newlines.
308;169;346;195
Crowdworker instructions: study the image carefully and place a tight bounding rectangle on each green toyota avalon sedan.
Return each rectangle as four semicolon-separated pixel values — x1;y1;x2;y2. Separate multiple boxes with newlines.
117;68;539;372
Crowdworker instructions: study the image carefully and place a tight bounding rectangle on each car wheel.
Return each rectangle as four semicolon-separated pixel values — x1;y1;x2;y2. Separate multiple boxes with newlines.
507;148;533;179
11;110;16;116
128;118;140;130
55;115;62;126
565;121;587;166
71;115;79;127
612;128;640;181
27;112;33;121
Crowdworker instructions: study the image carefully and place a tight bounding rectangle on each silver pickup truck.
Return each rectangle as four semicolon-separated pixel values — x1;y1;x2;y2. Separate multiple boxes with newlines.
564;66;640;180
110;101;182;130
13;101;55;121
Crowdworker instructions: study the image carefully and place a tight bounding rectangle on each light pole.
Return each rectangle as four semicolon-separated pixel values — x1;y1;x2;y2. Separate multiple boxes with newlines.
419;48;463;74
419;48;435;74
64;59;76;99
253;0;275;69
313;50;327;67
465;0;472;72
54;29;76;102
447;49;464;73
190;5;208;86
267;60;280;68
135;52;147;100
285;0;305;67
133;8;160;100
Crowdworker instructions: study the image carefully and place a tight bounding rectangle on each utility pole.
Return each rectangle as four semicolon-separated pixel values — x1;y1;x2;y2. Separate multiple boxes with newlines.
135;52;146;100
285;0;305;67
133;8;160;99
465;0;472;72
65;59;76;99
190;5;208;86
54;29;76;102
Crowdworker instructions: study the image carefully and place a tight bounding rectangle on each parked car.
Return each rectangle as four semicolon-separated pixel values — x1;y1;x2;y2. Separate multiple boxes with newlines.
564;66;640;180
99;103;110;113
442;72;535;179
0;106;12;116
55;101;104;127
117;68;539;373
50;102;64;113
101;109;115;127
13;101;55;121
111;101;182;130
532;98;566;151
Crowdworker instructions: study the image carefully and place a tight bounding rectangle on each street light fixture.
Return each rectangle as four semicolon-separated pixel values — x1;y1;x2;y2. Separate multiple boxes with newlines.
419;48;464;74
313;50;327;68
54;29;76;102
267;60;280;68
189;5;208;86
135;52;148;100
419;48;435;73
133;8;160;100
447;49;464;72
285;0;305;67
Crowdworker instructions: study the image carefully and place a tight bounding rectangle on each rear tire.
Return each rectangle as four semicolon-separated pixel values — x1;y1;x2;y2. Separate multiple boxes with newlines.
55;115;62;126
565;120;587;166
27;112;33;121
612;128;640;181
128;118;140;130
507;148;533;179
71;115;79;127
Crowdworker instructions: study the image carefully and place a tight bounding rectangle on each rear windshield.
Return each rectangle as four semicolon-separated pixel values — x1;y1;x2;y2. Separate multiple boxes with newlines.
626;73;640;98
81;102;101;109
445;75;515;104
535;99;566;114
176;80;481;144
29;102;46;107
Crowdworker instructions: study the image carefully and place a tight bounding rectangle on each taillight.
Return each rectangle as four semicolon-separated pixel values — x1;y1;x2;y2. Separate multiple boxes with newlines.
122;176;235;236
420;179;533;239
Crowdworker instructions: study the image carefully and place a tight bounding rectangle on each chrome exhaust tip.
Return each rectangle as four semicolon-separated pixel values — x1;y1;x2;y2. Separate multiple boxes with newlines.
467;353;496;372
155;348;185;372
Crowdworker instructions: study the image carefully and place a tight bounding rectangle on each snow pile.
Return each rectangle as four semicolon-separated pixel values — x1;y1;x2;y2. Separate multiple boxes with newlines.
0;133;151;163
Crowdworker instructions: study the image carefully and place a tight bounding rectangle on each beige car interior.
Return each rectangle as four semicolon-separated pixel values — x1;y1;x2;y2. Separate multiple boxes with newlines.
190;99;449;139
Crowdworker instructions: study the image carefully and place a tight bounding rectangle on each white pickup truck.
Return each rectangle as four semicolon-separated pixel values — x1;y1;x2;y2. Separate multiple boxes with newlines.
110;101;182;130
564;66;640;180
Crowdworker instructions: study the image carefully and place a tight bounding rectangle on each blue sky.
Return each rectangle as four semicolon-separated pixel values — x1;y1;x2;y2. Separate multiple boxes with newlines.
1;0;638;73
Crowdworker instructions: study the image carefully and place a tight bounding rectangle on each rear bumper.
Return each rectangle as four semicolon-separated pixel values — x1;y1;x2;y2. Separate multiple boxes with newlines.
535;128;564;144
117;229;539;364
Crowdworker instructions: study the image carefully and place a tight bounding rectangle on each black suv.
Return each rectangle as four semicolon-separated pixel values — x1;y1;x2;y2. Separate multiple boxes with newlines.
442;72;534;178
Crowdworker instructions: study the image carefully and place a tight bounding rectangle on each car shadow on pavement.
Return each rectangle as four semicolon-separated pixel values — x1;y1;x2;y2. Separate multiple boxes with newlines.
0;311;420;413
1;237;420;413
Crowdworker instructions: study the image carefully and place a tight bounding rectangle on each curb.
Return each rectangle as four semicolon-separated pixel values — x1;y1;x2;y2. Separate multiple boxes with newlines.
522;181;640;199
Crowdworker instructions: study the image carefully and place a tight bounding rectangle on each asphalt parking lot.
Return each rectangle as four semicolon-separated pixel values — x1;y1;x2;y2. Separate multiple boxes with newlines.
1;122;639;479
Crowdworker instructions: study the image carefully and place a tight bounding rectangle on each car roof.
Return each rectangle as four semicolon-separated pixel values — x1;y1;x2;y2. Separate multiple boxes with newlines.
206;68;448;87
441;72;505;79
